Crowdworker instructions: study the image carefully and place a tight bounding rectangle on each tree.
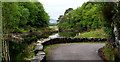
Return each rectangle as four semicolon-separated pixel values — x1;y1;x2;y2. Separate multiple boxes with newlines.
2;2;20;29
2;2;50;33
18;5;30;27
64;8;73;15
101;2;120;61
58;2;105;31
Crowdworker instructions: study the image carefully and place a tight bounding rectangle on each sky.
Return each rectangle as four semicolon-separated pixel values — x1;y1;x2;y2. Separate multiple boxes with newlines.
38;0;89;20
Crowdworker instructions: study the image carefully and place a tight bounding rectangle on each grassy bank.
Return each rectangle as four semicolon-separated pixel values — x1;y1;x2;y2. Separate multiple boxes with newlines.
103;46;114;61
102;45;120;62
6;26;57;33
75;29;108;38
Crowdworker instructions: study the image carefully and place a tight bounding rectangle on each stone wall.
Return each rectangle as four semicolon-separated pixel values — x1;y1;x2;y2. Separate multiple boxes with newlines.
42;37;107;47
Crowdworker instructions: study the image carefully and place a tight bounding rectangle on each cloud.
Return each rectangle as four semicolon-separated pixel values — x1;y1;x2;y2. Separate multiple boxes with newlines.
39;0;89;19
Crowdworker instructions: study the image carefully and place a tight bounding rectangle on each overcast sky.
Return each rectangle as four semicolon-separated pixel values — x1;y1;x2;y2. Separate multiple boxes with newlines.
38;0;89;20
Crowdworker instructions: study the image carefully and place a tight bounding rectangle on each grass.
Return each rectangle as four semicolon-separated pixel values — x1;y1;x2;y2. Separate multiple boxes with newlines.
49;26;58;30
103;46;114;61
103;45;120;62
75;29;108;38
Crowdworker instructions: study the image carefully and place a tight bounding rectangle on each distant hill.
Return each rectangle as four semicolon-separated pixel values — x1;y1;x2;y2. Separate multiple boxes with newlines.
50;19;57;23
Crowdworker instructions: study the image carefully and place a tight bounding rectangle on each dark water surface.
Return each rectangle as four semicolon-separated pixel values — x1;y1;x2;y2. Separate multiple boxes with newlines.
58;31;79;37
48;30;79;38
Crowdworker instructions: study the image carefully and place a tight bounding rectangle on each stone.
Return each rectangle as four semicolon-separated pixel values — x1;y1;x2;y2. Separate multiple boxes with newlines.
31;55;44;61
35;45;43;50
37;51;45;55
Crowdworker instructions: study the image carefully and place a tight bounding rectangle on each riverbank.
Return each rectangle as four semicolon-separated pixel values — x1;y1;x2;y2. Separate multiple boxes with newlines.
75;29;108;38
98;46;115;62
5;26;57;33
3;29;58;61
6;28;107;61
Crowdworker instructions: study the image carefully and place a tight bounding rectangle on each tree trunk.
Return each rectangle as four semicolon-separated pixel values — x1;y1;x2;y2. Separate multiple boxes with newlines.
113;22;120;62
113;24;120;47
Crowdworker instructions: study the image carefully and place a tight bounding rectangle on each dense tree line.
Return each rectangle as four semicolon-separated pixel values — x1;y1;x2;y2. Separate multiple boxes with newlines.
2;2;49;33
58;2;106;31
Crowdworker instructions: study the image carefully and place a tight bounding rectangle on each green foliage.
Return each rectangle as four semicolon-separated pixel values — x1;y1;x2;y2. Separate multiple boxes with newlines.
9;41;35;61
2;2;50;33
2;2;50;61
59;30;79;37
101;2;120;62
19;5;30;27
9;34;39;61
75;29;108;38
102;27;114;38
103;46;114;61
58;2;106;31
2;2;20;29
49;23;57;26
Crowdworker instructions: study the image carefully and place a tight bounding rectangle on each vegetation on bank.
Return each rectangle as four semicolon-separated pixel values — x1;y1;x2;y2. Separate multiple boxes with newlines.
2;1;51;61
103;45;120;61
2;2;50;33
10;42;36;61
49;23;58;26
58;2;105;31
103;46;114;61
9;38;36;61
8;31;54;61
75;29;108;38
49;26;58;31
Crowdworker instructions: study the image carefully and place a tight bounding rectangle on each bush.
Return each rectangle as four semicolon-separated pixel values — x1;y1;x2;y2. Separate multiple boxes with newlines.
75;29;108;38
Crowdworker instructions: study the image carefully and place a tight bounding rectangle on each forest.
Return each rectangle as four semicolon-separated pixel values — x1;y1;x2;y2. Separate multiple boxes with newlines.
2;2;50;33
58;2;106;31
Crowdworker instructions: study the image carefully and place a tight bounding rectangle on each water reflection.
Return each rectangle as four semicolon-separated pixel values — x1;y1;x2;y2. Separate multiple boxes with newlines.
49;33;59;38
48;31;79;38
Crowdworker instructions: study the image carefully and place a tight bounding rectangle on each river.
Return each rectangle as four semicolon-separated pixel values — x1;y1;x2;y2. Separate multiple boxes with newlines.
49;31;79;38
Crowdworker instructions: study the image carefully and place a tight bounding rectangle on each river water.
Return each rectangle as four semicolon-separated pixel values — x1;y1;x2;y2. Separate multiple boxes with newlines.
49;33;59;38
48;31;79;38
